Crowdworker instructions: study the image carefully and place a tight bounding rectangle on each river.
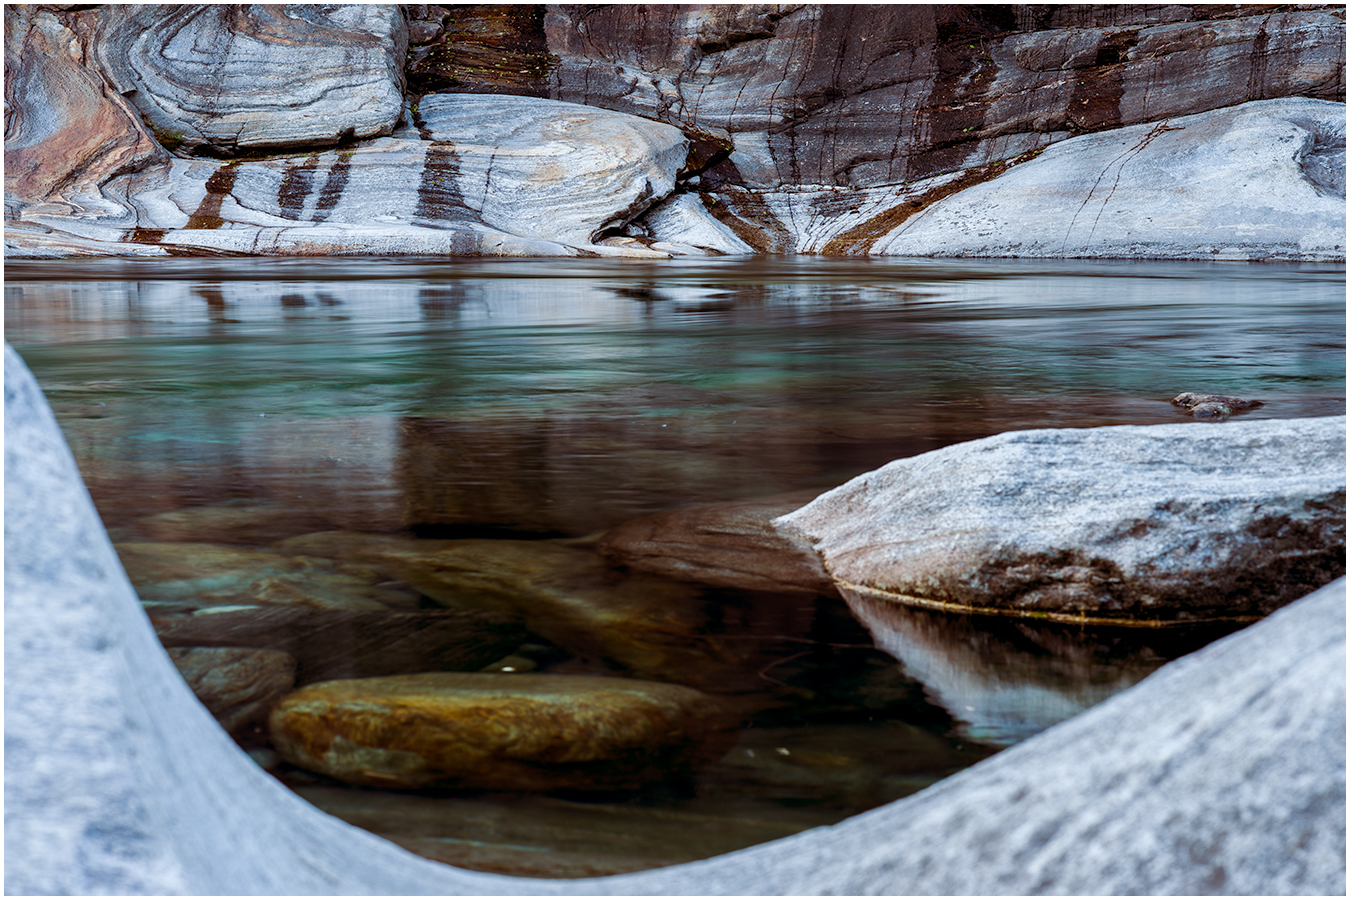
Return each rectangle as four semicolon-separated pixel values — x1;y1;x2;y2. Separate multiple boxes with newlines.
5;255;1344;877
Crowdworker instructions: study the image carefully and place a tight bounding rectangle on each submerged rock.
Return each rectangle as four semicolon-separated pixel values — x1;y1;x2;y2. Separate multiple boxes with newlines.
151;605;526;686
114;542;423;612
268;672;738;791
166;646;295;733
596;491;835;595
1171;391;1264;421
777;415;1346;624
134;500;335;546
274;532;769;693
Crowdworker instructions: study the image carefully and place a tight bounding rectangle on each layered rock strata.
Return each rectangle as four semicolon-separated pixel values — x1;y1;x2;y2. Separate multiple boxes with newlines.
776;415;1347;624
5;4;1345;260
87;5;408;156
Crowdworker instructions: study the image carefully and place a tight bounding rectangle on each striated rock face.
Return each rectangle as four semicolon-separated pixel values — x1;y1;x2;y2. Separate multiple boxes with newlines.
541;5;1345;189
3;7;165;219
87;5;407;156
869;98;1346;260
776;415;1347;624
3;4;1346;260
268;672;738;791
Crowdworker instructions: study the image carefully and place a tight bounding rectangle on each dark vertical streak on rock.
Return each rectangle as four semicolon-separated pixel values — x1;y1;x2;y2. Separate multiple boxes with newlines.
1064;30;1139;136
184;161;240;229
313;150;353;223
1245;17;1271;102
277;151;320;220
415;141;473;227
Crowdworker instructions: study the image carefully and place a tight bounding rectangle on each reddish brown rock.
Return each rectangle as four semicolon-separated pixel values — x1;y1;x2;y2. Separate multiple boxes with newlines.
167;646;296;733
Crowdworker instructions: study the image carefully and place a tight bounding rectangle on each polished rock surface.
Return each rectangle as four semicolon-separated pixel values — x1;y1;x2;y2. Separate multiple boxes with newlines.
268;672;738;791
778;414;1347;623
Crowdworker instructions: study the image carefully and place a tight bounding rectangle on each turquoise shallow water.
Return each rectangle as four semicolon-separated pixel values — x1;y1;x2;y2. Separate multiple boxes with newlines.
5;255;1344;876
7;256;1344;534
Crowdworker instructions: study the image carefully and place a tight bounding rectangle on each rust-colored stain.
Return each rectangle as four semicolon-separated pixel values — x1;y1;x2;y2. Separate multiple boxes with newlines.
184;161;240;229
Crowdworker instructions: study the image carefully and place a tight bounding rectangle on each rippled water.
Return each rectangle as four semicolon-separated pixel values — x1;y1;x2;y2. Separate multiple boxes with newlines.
6;256;1344;877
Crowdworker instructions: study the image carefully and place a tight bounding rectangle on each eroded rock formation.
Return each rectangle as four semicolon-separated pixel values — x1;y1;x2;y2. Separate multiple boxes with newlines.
4;4;1346;259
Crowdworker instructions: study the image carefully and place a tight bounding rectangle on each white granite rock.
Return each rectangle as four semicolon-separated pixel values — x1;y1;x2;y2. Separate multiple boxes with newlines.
8;94;687;259
7;343;1345;894
777;414;1347;624
89;5;407;155
872;98;1347;260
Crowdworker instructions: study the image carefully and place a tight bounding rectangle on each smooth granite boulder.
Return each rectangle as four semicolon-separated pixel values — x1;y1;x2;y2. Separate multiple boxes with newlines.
5;343;1344;893
88;4;407;156
776;415;1346;624
871;98;1347;260
269;672;738;791
166;646;296;733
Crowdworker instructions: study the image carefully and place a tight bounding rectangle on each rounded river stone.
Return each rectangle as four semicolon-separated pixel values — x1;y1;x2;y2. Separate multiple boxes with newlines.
269;672;739;791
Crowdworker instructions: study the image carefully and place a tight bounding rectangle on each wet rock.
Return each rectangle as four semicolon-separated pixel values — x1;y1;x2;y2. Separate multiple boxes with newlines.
166;646;295;733
596;491;835;595
405;94;687;248
274;532;768;692
1172;391;1264;421
88;5;407;156
114;542;423;612
843;592;1240;747
777;415;1346;623
268;672;739;791
150;605;526;686
870;99;1346;260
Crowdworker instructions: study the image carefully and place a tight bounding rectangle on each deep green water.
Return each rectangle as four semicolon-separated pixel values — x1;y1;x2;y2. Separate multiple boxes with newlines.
6;255;1345;876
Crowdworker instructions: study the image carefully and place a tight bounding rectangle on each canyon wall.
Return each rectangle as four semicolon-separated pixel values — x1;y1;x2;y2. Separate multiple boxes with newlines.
5;4;1345;259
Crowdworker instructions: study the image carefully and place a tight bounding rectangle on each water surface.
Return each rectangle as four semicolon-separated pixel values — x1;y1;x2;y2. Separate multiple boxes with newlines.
6;256;1344;876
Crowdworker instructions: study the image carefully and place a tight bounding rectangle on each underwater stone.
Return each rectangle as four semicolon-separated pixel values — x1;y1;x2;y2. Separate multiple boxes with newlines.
167;646;296;733
268;672;738;791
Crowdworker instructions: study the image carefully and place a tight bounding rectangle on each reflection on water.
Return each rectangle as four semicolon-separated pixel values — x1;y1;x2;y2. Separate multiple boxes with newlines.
5;256;1344;876
843;589;1245;747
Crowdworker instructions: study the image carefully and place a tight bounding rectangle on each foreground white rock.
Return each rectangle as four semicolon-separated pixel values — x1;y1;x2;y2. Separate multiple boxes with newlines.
777;415;1346;625
6;343;1343;894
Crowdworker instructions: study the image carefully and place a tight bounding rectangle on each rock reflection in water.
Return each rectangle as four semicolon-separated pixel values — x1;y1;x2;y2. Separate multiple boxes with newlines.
842;588;1244;747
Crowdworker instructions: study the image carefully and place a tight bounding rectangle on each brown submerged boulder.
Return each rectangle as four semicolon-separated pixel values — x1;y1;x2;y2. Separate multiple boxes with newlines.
167;646;296;733
268;672;739;791
151;605;526;686
596;490;836;596
275;532;769;692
